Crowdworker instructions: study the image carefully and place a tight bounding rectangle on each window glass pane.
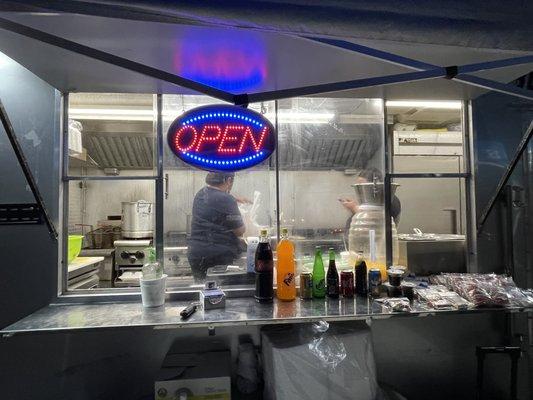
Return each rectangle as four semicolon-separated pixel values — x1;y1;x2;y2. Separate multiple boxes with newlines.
68;93;157;177
386;100;465;173
392;177;467;275
67;179;155;290
162;95;276;290
278;98;385;276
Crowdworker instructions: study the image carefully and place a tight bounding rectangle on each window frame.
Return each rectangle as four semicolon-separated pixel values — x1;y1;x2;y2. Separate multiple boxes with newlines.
383;101;477;271
57;95;476;301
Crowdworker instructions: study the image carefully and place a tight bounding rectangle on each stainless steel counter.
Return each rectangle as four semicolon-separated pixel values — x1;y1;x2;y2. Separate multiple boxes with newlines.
2;296;531;336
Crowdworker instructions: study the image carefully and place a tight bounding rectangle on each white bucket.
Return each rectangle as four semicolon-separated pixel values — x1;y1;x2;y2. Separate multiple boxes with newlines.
140;274;167;307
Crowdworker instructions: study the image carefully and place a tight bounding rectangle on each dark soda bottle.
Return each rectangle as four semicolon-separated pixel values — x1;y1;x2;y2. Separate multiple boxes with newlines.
326;247;339;298
254;229;273;303
355;258;368;296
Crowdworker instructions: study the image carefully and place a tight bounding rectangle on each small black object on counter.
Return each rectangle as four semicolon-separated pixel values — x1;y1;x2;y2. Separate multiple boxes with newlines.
180;303;198;319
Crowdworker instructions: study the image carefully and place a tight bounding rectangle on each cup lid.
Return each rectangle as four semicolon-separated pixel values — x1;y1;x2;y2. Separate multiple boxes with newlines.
388;269;404;277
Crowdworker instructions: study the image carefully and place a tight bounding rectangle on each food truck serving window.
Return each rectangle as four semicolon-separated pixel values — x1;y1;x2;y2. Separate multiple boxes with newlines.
62;94;468;297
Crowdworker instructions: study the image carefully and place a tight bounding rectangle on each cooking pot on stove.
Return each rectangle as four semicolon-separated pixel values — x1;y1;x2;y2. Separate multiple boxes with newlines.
121;200;153;239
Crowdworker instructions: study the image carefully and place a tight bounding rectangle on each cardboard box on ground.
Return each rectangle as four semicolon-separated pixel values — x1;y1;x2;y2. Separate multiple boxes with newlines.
155;350;231;400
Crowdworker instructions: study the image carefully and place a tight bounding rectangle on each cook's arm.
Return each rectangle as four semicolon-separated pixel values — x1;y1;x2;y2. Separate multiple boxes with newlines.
233;225;246;237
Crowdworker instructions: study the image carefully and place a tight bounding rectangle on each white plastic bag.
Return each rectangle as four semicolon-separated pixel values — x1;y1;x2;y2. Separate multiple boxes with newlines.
239;190;262;235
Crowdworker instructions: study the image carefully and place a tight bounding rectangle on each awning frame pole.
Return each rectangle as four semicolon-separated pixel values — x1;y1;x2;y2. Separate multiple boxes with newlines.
302;36;533;101
0;98;58;240
0;17;235;104
477;120;533;233
246;68;447;103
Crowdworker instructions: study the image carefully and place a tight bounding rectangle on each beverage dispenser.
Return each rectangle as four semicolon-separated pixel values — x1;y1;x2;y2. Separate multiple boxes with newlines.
348;182;399;279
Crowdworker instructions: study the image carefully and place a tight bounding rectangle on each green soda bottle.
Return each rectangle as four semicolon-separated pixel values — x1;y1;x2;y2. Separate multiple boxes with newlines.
312;246;326;298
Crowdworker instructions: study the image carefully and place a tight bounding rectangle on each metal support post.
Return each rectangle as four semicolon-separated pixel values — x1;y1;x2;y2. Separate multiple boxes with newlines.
0;97;58;240
478;120;533;233
155;94;164;263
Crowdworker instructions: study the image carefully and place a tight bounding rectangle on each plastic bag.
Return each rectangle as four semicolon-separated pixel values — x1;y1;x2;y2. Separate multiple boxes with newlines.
307;321;347;371
430;273;533;308
262;322;379;400
374;297;412;313
239;190;262;235
506;287;533;307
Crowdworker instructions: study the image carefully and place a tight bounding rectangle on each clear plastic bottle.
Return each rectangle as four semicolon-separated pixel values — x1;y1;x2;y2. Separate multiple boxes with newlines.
348;204;399;280
142;247;162;279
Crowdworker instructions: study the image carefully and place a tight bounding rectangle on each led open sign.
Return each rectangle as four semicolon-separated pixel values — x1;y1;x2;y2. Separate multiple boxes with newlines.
167;105;276;171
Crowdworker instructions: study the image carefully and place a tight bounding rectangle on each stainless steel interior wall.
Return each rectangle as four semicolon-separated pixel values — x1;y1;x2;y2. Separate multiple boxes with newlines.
0;53;60;328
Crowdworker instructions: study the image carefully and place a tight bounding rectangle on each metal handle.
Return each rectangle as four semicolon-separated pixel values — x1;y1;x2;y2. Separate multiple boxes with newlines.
164;173;169;199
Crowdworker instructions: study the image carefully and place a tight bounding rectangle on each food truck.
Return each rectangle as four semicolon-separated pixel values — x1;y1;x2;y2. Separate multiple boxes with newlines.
0;3;532;399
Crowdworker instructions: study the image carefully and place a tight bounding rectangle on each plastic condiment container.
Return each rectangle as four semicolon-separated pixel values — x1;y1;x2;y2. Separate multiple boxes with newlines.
384;282;402;298
140;274;167;307
401;282;416;302
387;269;404;287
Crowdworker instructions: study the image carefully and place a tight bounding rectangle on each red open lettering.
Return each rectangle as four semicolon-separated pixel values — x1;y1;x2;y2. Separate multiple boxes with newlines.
174;126;198;152
195;125;222;152
218;126;245;154
238;126;268;153
173;124;270;155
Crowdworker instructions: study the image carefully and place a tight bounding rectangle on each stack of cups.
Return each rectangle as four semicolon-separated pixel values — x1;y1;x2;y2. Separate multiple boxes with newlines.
140;274;167;307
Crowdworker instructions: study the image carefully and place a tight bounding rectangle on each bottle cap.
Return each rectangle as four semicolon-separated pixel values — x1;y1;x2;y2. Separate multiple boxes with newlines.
281;227;288;235
260;229;268;236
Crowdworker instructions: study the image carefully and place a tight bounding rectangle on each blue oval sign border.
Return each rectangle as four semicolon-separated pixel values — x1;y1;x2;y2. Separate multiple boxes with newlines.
167;104;276;171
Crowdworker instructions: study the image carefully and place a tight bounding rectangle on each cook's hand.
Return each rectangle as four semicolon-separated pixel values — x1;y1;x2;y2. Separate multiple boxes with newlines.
338;197;358;214
233;195;253;205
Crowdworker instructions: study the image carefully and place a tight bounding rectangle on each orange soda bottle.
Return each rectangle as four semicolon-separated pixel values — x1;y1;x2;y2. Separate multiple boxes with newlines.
276;227;296;301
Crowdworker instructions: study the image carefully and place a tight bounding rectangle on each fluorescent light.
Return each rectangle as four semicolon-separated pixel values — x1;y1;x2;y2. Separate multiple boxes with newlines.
386;100;462;110
264;111;334;124
69;108;335;124
279;112;334;123
69;108;155;121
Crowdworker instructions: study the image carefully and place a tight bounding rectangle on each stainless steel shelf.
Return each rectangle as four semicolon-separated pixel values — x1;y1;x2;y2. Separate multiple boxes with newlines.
1;297;531;336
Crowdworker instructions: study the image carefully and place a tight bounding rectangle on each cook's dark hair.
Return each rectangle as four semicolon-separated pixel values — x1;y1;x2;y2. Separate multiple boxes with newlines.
358;167;383;182
205;172;235;185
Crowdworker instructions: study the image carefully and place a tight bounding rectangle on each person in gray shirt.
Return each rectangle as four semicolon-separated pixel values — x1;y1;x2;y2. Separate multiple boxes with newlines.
188;172;249;282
